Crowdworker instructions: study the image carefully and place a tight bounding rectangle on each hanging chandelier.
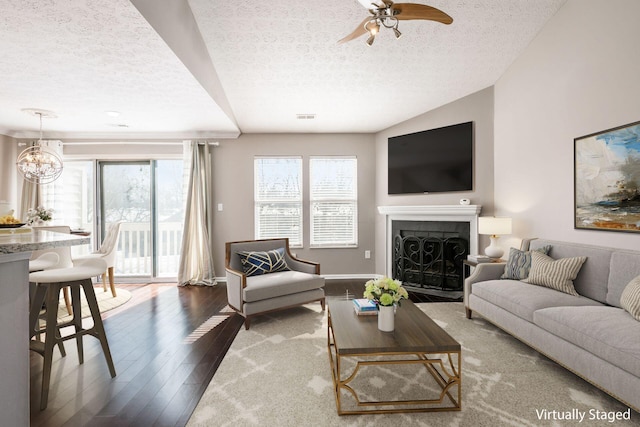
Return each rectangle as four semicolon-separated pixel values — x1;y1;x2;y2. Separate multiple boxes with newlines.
16;110;63;185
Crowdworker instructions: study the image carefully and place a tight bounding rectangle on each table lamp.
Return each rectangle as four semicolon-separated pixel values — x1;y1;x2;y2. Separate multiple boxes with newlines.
478;217;512;259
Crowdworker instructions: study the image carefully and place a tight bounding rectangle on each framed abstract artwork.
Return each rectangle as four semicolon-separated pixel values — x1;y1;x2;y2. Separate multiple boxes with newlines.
574;120;640;233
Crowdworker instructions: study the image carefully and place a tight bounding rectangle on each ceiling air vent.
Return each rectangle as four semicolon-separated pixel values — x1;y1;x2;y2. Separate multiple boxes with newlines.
296;113;316;120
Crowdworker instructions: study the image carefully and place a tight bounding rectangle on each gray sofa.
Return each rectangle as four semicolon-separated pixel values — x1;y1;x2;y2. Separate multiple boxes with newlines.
225;238;325;329
465;238;640;412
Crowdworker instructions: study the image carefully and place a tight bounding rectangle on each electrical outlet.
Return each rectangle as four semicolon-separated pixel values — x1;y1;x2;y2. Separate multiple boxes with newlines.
364;250;371;259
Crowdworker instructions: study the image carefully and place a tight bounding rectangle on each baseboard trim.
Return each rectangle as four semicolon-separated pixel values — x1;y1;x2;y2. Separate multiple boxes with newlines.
215;273;379;283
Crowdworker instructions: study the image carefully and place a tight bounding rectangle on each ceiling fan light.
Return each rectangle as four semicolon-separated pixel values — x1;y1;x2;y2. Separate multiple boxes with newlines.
364;20;379;36
366;34;376;46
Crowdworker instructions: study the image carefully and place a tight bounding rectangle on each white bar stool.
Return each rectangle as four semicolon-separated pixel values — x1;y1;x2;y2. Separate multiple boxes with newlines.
29;252;60;273
29;258;117;410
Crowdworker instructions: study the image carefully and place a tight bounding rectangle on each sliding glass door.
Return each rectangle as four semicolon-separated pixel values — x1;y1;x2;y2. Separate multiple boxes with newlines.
99;160;184;278
100;162;152;276
43;158;184;279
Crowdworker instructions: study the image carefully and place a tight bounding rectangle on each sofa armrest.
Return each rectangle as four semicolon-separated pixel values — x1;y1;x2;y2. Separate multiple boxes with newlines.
464;262;505;316
225;267;246;311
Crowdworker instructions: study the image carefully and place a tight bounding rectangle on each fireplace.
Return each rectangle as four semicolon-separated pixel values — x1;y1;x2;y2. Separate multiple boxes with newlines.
378;205;482;297
393;221;469;292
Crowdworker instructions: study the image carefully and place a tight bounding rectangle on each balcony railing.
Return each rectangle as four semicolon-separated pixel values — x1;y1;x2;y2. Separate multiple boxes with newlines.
114;222;183;277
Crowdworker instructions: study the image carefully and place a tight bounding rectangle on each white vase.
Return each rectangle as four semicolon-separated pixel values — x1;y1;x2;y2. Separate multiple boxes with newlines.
378;305;395;332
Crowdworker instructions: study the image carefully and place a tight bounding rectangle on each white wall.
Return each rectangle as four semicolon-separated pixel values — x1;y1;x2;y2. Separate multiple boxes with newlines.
494;0;640;251
374;87;495;272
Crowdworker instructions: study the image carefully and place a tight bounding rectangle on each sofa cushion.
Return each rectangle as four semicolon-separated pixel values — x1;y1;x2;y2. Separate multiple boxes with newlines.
524;252;586;296
607;251;640;308
472;280;602;323
620;275;640;321
533;306;640;378
239;248;290;277
501;245;551;280
243;270;324;303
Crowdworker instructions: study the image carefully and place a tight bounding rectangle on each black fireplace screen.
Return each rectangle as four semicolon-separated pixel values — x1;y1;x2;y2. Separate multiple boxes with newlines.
393;234;468;292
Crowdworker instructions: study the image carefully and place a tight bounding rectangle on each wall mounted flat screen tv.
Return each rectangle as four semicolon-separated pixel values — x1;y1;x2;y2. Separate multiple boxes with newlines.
388;121;473;195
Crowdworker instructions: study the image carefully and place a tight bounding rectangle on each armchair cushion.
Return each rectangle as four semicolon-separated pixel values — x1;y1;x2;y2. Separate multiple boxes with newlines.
239;248;290;276
244;271;325;303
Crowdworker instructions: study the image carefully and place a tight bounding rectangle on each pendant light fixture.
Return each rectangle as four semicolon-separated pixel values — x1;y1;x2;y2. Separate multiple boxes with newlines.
16;109;63;185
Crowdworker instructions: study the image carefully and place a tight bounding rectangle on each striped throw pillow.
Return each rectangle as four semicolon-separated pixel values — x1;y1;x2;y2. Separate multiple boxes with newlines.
621;275;640;321
525;251;586;296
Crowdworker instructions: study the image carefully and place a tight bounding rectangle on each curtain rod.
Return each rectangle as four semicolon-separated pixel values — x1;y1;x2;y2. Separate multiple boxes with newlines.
36;141;220;146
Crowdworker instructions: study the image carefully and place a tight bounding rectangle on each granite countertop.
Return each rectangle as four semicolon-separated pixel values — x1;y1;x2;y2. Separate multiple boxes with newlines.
0;229;90;254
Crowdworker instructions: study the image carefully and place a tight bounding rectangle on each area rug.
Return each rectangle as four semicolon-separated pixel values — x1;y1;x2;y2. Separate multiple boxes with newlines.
187;302;635;426
56;287;132;323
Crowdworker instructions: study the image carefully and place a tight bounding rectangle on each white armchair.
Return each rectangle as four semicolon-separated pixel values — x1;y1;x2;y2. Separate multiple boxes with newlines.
73;221;123;297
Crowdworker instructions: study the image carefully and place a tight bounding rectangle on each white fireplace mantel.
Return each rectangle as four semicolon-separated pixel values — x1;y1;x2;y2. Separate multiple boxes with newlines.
378;205;483;277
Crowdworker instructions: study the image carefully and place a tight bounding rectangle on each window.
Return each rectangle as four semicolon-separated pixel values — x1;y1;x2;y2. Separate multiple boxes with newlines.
254;157;303;247
40;160;94;258
310;157;357;247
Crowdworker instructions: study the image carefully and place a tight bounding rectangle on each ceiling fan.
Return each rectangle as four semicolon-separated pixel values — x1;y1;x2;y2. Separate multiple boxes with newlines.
340;0;453;45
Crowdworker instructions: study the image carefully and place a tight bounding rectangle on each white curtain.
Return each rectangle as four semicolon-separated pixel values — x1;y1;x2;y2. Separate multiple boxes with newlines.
19;176;38;222
178;141;216;286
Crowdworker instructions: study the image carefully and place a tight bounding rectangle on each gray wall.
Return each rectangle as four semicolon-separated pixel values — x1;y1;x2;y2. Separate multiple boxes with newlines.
374;87;495;273
0;136;19;210
494;0;640;251
213;133;377;278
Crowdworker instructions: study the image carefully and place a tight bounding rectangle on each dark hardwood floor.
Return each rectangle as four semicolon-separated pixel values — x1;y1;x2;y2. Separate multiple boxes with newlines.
29;279;458;426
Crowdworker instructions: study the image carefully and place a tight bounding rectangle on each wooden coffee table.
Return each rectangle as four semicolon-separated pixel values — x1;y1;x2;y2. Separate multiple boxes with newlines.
327;299;461;415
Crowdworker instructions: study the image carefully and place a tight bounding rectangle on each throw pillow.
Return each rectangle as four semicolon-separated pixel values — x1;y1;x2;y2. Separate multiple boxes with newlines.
238;248;290;277
620;275;640;321
501;245;551;280
525;251;586;296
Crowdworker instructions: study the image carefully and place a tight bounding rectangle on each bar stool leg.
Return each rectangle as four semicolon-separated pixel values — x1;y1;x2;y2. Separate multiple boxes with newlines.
81;279;116;377
29;283;66;357
40;283;62;410
29;284;47;340
70;283;84;364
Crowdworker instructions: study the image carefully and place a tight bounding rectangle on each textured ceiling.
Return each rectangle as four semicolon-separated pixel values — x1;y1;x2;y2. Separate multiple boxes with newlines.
0;0;567;138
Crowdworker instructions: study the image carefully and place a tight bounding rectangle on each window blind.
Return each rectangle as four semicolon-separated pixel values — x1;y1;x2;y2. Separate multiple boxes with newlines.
310;157;357;247
254;157;303;247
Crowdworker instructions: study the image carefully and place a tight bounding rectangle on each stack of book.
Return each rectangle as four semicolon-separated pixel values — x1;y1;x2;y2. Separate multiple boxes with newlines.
467;254;492;263
352;298;377;316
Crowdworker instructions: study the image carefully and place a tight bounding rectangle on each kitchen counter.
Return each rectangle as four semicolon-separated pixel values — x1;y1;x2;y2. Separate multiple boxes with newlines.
0;229;89;425
0;228;90;253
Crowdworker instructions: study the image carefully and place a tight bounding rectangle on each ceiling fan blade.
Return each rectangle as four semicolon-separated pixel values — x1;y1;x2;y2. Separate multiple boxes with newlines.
393;3;453;24
338;17;373;43
356;0;387;9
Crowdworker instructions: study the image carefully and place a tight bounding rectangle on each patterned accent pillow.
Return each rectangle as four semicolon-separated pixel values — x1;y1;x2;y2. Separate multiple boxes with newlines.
621;275;640;321
238;248;290;277
501;245;551;280
524;251;586;296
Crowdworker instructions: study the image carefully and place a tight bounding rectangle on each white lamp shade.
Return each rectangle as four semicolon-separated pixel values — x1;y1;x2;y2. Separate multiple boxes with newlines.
478;217;512;236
